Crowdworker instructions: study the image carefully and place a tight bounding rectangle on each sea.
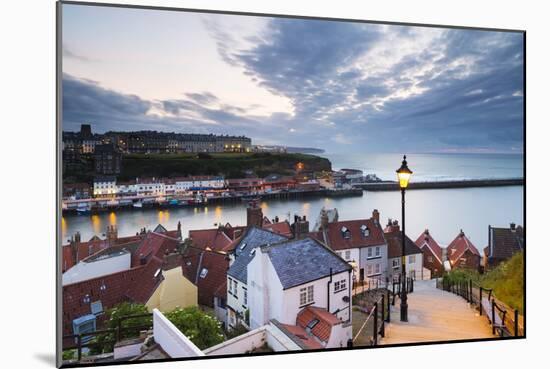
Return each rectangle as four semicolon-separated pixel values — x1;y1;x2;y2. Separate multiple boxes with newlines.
62;153;524;253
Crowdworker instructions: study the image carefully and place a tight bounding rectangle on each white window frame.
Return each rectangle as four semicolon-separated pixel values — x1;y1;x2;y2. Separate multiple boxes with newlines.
367;247;373;258
409;255;416;264
375;246;381;257
345;250;351;260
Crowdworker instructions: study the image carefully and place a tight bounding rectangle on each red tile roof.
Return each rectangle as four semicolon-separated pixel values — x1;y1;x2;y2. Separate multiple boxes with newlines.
414;229;443;264
62;231;180;336
279;324;324;349
309;218;386;251
188;228;233;251
263;221;293;238
62;234;144;272
296;306;341;342
180;247;229;307
447;230;480;264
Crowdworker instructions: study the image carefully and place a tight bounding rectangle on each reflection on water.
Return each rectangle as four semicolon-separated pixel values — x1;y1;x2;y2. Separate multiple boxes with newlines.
63;186;523;252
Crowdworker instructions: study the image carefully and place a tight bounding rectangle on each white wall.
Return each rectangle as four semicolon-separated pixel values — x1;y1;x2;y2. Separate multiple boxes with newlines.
153;309;205;358
388;252;424;280
62;252;131;285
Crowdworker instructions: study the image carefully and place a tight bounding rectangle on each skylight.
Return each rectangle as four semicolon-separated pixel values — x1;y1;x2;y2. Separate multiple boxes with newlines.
200;268;208;278
306;318;320;330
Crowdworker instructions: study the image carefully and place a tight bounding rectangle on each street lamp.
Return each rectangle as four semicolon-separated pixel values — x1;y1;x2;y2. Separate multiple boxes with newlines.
396;155;412;322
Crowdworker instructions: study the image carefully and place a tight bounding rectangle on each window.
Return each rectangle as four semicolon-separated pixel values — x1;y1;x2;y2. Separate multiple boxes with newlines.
392;259;400;269
375;246;381;257
427;256;433;263
200;268;208;278
409;255;416;264
366;264;373;276
90;300;103;315
234;281;238;296
367;247;373;258
300;285;315;306
345;250;351;260
243;289;248;305
334;279;347;292
374;263;381;274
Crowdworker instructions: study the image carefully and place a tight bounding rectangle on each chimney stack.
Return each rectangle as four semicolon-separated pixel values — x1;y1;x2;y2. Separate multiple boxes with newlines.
372;209;380;224
510;223;516;232
107;225;118;244
292;214;310;239
320;208;329;230
246;199;263;228
74;232;81;244
177;221;182;239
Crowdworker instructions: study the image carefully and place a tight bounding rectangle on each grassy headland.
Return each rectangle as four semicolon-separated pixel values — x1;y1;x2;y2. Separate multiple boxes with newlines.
63;152;332;184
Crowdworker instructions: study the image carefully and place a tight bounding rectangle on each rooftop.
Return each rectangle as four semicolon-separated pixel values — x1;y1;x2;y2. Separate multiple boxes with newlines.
263;237;351;289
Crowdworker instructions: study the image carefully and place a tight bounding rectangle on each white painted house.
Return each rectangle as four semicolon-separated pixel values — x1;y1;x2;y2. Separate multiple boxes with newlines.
226;227;353;349
310;209;388;284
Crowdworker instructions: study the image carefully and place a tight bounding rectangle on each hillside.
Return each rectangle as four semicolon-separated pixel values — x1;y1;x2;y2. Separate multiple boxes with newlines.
63;152;332;184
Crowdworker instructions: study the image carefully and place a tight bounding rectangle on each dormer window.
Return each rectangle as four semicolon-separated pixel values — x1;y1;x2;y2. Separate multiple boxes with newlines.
239;242;247;251
360;224;370;237
341;226;351;239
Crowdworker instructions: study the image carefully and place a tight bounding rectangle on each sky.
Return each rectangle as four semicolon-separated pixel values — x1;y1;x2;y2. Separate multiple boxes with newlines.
62;4;524;154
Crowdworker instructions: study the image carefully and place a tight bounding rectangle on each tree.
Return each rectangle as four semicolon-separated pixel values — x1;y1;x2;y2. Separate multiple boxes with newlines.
164;306;224;349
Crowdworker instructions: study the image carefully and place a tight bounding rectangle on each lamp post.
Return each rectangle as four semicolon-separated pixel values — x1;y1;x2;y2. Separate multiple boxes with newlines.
396;155;412;322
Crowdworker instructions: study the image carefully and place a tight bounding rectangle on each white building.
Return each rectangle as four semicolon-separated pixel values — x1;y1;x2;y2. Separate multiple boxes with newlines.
93;176;117;197
310;209;388;284
226;227;353;349
62;248;131;285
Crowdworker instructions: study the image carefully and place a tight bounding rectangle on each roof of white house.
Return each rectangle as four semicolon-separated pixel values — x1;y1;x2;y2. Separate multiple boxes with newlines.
262;237;351;289
227;226;288;283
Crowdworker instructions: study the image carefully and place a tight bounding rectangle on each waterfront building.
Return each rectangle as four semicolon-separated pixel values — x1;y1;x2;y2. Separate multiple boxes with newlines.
414;229;444;278
93;176;117;197
310;209;388;284
226;178;264;193
384;219;425;280
262;174;297;191
483;223;524;269
63;183;92;200
446;229;481;271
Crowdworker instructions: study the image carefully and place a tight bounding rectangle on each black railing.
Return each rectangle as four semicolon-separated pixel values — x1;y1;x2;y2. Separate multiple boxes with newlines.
390;275;414;306
62;313;154;362
436;278;523;337
352;290;391;347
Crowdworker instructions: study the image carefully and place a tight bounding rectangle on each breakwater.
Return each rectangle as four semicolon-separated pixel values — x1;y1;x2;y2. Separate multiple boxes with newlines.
353;178;524;191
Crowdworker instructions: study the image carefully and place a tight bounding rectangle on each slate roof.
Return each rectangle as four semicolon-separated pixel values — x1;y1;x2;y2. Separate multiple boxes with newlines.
264;237;351;289
385;230;423;258
414;229;443;264
309;218;385;251
485;225;524;260
227;227;288;283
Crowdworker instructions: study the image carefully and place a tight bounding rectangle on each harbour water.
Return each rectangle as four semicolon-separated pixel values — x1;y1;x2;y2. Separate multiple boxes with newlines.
320;152;524;182
62;185;523;252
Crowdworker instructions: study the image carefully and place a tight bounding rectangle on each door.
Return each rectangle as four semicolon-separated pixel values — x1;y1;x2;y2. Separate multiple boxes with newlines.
359;268;365;281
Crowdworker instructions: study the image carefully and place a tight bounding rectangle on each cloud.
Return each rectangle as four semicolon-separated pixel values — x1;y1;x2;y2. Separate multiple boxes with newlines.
64;17;524;154
63;44;95;62
207;19;524;153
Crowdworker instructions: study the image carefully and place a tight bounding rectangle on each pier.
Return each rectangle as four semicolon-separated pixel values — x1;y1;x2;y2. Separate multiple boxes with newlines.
354;178;524;191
